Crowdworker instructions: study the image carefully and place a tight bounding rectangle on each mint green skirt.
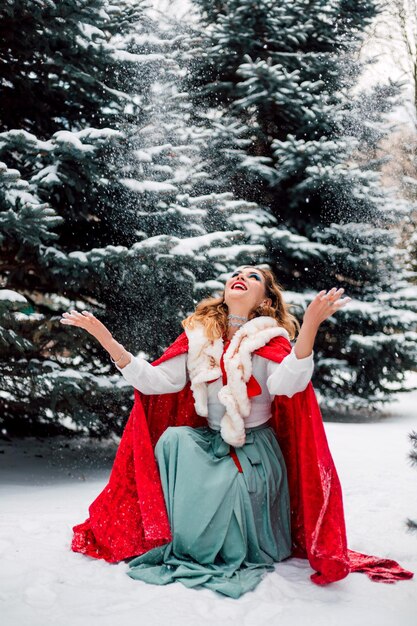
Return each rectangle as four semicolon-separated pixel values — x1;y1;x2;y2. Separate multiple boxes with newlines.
126;422;292;598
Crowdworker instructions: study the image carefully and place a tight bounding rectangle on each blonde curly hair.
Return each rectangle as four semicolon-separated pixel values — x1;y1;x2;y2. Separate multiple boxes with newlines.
181;265;300;341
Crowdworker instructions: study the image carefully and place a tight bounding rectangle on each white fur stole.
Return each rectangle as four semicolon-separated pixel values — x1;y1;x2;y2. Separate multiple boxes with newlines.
184;316;290;447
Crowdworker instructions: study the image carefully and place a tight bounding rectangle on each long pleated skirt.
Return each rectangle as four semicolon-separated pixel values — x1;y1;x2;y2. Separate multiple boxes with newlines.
126;421;292;598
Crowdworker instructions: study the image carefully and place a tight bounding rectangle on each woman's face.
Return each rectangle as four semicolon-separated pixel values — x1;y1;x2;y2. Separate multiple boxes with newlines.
224;266;271;313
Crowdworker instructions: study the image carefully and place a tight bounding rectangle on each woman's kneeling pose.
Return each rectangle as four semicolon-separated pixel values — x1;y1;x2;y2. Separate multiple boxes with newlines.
62;265;413;597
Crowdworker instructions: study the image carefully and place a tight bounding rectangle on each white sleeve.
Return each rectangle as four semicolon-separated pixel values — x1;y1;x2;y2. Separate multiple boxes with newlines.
266;346;314;397
114;352;188;394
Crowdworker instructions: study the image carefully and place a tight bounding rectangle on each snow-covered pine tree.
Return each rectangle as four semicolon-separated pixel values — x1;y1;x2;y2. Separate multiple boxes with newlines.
0;0;154;436
0;0;264;436
183;0;417;413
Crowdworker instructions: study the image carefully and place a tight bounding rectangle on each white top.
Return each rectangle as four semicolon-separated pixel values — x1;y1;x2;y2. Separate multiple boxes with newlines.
115;345;314;430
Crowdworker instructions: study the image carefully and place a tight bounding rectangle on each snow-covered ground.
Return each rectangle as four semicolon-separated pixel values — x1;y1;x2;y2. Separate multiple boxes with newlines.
1;379;416;626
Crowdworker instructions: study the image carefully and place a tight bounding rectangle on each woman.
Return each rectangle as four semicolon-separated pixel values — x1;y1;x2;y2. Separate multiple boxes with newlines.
63;266;413;597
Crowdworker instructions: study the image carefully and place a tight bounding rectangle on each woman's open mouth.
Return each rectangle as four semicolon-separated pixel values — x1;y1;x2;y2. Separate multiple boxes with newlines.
231;281;247;291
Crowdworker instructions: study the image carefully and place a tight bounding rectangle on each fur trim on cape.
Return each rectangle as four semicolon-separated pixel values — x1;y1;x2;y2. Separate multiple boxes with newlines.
184;316;290;447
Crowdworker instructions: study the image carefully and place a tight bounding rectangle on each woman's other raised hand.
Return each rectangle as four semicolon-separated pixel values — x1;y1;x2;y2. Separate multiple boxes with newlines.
60;310;113;344
303;287;352;329
60;310;130;367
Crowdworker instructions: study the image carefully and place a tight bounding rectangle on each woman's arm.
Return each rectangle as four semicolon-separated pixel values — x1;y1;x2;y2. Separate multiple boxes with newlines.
60;309;130;363
267;286;352;397
59;309;188;393
266;347;314;397
113;352;188;394
266;304;318;397
291;319;317;360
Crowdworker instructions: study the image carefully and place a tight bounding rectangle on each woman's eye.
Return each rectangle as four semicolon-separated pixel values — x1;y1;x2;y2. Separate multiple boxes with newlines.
249;273;261;281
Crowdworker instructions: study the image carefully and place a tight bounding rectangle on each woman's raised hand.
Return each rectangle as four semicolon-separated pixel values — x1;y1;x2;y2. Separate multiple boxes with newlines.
60;310;113;344
60;310;129;365
303;287;352;328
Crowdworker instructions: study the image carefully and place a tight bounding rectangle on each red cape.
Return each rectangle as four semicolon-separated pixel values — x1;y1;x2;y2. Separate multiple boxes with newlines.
71;332;414;586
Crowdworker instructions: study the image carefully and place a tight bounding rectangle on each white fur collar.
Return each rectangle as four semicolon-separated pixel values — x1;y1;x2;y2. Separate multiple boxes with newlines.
184;316;290;447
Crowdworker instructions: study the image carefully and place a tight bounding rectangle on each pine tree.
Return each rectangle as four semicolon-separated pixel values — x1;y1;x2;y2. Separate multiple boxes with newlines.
182;0;417;413
0;0;264;436
0;0;152;436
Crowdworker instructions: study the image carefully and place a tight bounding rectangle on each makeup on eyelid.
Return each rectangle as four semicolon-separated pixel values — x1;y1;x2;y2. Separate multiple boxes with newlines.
231;271;262;281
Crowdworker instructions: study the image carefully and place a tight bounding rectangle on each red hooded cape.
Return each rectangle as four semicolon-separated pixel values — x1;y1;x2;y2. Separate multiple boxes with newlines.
71;332;413;586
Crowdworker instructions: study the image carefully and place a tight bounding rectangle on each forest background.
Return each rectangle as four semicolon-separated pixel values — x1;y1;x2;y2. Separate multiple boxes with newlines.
1;2;417;624
1;0;417;439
